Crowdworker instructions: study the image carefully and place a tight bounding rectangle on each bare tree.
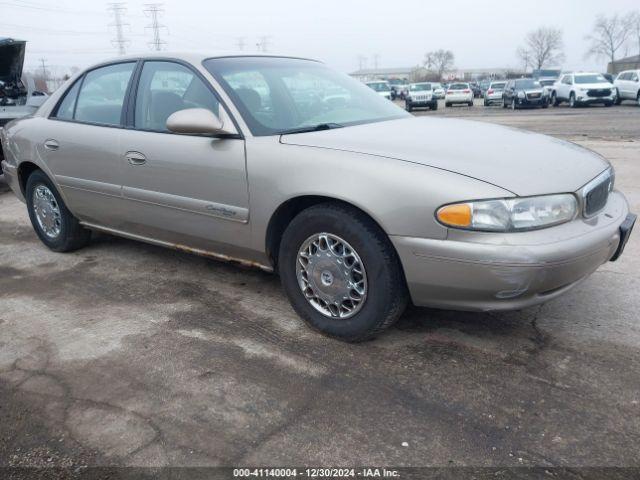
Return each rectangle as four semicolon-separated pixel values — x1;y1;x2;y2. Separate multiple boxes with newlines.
517;27;564;70
424;49;454;80
516;46;532;73
585;14;632;64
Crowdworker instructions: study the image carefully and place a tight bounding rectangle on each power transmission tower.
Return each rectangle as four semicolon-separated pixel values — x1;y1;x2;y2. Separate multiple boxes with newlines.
143;3;167;51
235;37;246;51
256;35;271;53
357;55;367;70
107;2;130;55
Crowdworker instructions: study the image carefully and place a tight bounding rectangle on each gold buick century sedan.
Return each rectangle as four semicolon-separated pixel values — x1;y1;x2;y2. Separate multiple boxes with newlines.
0;53;636;341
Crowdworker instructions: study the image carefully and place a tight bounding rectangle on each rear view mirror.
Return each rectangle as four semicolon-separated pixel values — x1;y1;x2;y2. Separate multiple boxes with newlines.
166;108;236;136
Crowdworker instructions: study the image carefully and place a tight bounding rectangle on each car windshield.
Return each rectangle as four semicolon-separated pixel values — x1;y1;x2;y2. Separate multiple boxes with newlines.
431;83;442;89
366;82;391;92
204;57;407;136
490;82;506;89
448;83;468;90
575;74;607;84
410;83;431;91
515;79;541;89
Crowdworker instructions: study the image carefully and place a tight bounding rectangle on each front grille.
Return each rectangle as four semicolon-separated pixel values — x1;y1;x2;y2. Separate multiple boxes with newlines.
583;170;613;217
0;118;13;127
587;88;611;97
526;92;541;99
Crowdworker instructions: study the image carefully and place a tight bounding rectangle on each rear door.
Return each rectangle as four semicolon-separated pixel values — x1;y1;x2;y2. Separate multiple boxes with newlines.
43;62;136;227
118;60;250;253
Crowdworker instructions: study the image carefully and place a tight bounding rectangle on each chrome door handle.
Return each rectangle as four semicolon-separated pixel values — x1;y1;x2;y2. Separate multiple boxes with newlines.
44;139;59;151
125;151;147;166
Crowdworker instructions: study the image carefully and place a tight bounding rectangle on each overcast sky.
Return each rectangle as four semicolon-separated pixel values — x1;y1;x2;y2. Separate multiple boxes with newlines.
3;0;639;76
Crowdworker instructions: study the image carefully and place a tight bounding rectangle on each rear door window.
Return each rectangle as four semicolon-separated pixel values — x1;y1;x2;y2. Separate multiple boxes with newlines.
74;63;135;126
54;79;82;120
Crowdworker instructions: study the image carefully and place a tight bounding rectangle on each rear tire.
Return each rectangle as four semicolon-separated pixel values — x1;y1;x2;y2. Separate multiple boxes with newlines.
468;101;473;107
278;203;408;342
445;102;451;107
25;169;91;252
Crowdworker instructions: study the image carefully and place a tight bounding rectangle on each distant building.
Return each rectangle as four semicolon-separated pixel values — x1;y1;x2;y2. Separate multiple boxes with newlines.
350;67;427;82
608;55;640;74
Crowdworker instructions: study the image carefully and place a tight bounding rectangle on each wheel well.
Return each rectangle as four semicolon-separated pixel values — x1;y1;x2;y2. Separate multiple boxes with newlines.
17;161;40;196
265;196;387;268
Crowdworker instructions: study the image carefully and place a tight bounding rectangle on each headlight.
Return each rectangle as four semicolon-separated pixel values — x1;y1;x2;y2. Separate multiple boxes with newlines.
517;91;525;98
436;194;578;232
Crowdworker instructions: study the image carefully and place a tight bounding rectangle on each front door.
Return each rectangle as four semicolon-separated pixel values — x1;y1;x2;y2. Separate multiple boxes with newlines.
118;60;250;254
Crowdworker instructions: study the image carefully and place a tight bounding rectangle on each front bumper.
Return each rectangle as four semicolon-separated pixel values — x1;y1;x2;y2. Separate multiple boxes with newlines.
576;94;616;104
392;191;631;311
516;96;547;107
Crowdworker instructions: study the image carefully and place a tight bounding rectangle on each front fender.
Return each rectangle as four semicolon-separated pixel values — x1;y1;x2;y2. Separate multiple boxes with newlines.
245;137;513;254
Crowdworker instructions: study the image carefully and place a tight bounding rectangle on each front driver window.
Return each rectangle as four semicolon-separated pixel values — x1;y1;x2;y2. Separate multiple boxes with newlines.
134;61;220;132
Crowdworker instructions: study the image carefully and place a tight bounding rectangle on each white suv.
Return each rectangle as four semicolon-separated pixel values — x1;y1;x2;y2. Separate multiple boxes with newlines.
552;72;616;107
613;70;640;106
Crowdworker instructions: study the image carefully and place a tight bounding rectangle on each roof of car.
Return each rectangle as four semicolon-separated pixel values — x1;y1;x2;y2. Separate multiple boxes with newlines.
90;51;319;68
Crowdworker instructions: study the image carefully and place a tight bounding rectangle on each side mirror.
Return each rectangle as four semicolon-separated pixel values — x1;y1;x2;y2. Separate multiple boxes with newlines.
166;108;235;136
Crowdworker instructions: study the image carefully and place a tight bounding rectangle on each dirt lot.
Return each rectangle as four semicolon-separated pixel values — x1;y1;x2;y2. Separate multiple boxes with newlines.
0;103;639;475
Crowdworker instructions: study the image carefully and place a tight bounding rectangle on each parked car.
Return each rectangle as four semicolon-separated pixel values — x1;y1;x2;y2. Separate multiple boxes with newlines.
396;84;410;100
551;72;616;107
365;80;392;100
405;82;438;111
445;82;473;107
431;82;445;99
602;73;614;84
613;70;640;106
469;82;482;98
1;37;49;175
1;53;635;342
483;81;507;106
479;79;491;96
502;79;548;109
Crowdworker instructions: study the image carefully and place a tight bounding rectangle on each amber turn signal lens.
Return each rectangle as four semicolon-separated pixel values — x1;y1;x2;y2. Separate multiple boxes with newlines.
437;203;472;227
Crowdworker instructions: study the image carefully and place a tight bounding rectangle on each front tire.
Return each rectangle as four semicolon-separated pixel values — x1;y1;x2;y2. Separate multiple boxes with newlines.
278;203;408;342
405;101;412;112
511;98;517;110
26;169;91;252
569;92;577;108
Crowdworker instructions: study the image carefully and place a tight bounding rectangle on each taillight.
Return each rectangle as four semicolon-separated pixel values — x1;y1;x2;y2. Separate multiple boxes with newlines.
447;90;454;94
487;89;494;94
463;89;471;93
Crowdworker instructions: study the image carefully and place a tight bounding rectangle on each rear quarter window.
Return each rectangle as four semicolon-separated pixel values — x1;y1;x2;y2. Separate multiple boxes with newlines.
54;80;82;120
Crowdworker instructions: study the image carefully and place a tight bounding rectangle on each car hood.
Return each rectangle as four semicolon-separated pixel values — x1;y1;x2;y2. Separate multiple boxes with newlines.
0;38;26;82
280;116;609;196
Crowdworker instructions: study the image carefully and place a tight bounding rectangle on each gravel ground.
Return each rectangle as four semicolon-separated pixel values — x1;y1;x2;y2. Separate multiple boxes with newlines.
0;104;639;477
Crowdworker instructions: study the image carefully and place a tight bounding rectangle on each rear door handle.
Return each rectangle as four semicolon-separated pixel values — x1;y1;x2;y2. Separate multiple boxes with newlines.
44;139;59;151
125;151;147;166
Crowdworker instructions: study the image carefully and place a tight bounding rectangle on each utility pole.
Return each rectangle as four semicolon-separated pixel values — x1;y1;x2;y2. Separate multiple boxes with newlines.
107;2;130;55
39;58;48;81
144;3;167;51
357;54;367;70
235;37;246;51
373;53;380;70
256;35;271;53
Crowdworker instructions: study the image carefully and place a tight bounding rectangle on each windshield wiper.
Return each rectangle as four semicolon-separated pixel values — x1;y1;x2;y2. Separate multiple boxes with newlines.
278;123;344;135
